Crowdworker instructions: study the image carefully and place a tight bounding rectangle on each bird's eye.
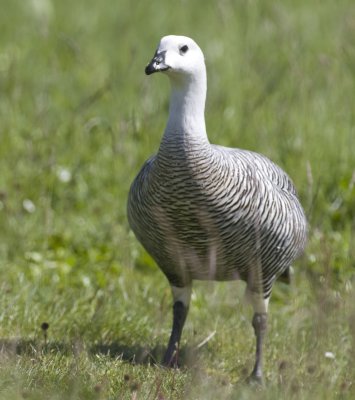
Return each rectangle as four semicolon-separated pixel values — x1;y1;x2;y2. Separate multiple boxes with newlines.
180;45;189;54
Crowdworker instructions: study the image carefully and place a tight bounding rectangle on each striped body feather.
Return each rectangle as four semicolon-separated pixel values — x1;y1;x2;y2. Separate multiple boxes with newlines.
128;135;307;298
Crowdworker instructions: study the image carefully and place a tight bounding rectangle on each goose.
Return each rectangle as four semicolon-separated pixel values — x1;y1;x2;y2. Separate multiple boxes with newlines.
127;35;307;382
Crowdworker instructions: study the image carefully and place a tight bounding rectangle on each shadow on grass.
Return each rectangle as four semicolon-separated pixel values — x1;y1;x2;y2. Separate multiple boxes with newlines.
0;338;72;357
0;338;197;367
91;342;165;364
91;342;198;367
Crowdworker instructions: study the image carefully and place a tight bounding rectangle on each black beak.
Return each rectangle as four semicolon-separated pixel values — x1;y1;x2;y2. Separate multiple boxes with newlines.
145;51;169;75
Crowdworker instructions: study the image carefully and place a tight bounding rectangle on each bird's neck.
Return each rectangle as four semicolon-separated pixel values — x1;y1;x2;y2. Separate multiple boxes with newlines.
163;72;209;146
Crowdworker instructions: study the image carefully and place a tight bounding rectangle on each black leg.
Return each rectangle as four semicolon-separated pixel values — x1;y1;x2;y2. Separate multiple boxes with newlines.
162;301;189;367
249;312;268;384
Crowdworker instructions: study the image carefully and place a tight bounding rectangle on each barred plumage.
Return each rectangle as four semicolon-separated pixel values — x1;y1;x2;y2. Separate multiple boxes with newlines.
127;35;307;382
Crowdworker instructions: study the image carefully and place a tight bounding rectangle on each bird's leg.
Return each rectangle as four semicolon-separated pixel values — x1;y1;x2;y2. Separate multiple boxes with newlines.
162;301;188;367
245;289;270;384
163;285;192;367
250;312;268;383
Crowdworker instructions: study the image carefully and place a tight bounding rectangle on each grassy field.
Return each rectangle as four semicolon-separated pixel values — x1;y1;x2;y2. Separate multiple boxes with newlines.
0;0;354;398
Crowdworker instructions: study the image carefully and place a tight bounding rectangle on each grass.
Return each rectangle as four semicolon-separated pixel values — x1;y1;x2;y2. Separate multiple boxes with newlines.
0;0;354;398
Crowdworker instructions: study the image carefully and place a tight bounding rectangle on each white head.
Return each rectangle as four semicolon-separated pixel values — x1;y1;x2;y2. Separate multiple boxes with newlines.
145;35;206;80
146;36;208;139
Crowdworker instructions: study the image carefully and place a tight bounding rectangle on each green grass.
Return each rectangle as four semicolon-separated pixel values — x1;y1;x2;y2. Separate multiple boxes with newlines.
0;0;354;398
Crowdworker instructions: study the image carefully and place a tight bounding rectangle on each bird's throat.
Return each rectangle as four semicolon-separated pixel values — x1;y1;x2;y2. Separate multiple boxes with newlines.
164;74;208;143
